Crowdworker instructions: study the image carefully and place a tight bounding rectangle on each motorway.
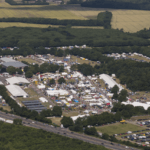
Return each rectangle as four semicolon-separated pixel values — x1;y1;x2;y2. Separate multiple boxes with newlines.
0;111;138;150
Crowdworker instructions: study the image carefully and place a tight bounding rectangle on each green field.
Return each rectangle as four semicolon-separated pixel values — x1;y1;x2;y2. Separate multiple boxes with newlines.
0;1;150;32
0;2;85;19
96;123;144;135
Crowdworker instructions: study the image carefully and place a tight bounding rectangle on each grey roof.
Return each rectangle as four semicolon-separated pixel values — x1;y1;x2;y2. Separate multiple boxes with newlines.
2;61;27;68
0;57;16;63
22;100;47;112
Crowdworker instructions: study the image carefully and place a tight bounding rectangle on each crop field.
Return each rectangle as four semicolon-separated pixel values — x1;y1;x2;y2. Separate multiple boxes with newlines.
0;1;150;32
0;2;85;19
61;4;150;32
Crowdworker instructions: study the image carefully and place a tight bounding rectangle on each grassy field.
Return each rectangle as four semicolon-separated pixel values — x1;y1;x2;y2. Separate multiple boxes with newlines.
70;55;98;66
61;4;150;32
96;122;144;135
50;117;62;125
18;58;39;64
17;88;40;103
0;2;84;19
0;2;149;32
128;55;150;62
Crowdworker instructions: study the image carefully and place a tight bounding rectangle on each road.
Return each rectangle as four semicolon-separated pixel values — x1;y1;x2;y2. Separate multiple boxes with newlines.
0;111;138;150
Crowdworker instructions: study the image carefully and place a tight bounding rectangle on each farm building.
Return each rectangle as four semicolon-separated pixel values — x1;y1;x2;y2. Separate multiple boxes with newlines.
6;77;30;85
99;74;123;91
6;85;28;97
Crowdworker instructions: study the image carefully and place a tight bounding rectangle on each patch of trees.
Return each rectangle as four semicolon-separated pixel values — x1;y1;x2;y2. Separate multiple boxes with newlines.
5;0;49;5
0;121;107;150
111;85;128;102
61;112;122;130
97;11;112;29
0;26;148;49
0;85;61;123
111;103;150;119
76;60;150;91
81;0;150;10
23;63;63;78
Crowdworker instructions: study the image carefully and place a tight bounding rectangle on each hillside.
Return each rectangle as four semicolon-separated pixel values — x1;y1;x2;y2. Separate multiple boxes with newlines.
0;121;108;150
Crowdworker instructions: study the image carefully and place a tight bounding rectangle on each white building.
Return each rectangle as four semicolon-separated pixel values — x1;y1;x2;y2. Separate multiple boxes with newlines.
6;77;30;85
6;85;28;97
99;74;123;91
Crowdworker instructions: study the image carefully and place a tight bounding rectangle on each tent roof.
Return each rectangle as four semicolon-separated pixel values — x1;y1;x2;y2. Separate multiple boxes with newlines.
6;77;30;85
0;57;16;63
99;74;123;91
6;85;28;97
3;61;27;68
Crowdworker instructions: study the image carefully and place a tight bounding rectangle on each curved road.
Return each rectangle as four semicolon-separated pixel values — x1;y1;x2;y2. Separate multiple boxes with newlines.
0;111;138;150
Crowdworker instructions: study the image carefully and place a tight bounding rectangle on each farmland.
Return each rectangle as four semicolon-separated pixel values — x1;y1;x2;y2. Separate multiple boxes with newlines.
0;2;84;19
0;1;150;32
61;5;150;33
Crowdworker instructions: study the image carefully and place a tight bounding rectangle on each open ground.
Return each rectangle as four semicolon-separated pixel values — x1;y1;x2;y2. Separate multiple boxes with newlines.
61;4;150;32
0;1;149;32
96;122;144;135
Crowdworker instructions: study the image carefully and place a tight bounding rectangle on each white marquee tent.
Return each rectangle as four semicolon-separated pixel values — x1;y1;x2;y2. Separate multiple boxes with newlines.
6;77;30;85
99;74;123;91
6;85;28;97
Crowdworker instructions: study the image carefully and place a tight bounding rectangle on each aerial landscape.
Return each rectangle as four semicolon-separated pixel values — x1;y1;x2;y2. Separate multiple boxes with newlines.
1;0;150;149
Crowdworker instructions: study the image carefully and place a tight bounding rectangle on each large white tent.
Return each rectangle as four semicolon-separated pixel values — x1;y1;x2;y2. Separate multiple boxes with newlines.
46;89;69;96
6;85;28;97
6;77;30;85
122;101;150;110
99;74;123;91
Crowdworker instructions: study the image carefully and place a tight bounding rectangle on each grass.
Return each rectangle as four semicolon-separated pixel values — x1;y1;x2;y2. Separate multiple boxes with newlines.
70;55;98;66
0;2;149;32
17;87;40;102
18;58;39;64
50;117;62;125
0;104;11;111
63;111;79;117
127;55;150;62
96;122;144;135
0;2;85;19
61;4;150;32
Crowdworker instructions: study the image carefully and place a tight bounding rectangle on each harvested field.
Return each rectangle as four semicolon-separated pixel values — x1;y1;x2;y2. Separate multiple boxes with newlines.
61;4;150;32
0;2;84;19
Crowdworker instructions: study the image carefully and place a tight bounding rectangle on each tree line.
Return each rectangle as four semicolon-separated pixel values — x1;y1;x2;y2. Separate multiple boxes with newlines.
112;103;150;119
81;0;150;10
0;85;62;124
0;121;107;150
5;0;49;5
0;12;112;27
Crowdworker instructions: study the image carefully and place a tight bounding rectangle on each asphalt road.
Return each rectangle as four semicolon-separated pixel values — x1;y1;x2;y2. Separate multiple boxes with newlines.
0;111;138;150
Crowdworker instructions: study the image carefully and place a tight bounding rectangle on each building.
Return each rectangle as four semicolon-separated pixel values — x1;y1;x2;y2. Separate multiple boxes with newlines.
2;61;27;68
0;57;27;69
6;77;30;85
6;85;28;97
99;74;123;91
